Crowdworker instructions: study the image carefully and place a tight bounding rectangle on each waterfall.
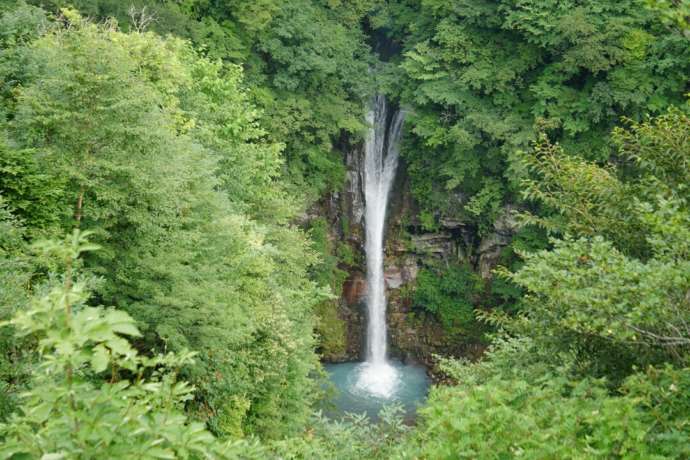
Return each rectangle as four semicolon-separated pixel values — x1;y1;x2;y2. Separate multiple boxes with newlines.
356;95;405;398
317;94;430;415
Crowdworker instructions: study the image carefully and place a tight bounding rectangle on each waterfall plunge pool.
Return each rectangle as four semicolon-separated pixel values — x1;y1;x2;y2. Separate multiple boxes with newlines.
324;360;430;422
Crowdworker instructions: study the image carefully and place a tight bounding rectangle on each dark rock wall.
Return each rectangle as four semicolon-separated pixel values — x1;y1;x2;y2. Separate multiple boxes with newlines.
319;143;518;365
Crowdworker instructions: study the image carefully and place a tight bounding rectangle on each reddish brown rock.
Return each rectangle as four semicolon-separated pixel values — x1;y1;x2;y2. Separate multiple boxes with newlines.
342;271;367;306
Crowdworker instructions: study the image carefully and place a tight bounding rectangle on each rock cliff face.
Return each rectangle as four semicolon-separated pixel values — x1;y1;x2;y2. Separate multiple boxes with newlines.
318;143;518;365
478;206;520;279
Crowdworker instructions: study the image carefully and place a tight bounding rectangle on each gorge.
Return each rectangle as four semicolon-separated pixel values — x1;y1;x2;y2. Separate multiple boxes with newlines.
326;95;429;418
1;1;688;457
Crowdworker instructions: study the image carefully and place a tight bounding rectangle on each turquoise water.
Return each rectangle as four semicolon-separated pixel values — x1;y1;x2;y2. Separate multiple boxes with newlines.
324;360;431;421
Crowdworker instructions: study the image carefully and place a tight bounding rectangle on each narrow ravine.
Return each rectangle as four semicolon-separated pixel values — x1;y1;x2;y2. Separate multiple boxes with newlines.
325;96;429;419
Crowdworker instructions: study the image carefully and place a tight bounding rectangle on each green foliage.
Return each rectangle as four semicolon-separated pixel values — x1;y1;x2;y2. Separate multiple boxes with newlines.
0;231;263;459
0;197;33;419
248;0;375;199
510;235;690;372
408;377;650;459
463;179;504;236
182;58;292;222
0;135;64;231
518;136;643;252
507;106;690;378
613;108;690;198
518;108;690;258
623;365;690;458
0;9;325;439
647;0;690;34
313;300;347;360
34;0;376;200
413;263;482;336
392;0;690;228
0;1;48;113
267;406;408;460
402;338;690;459
308;217;349;359
397;69;690;460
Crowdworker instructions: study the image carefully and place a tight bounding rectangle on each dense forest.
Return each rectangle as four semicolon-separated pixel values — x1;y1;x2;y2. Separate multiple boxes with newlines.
0;0;688;458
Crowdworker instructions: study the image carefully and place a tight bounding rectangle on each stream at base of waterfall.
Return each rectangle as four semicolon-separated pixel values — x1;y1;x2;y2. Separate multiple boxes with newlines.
325;96;429;420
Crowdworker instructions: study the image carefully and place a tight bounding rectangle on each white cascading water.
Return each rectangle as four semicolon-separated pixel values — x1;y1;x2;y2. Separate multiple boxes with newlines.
355;95;405;398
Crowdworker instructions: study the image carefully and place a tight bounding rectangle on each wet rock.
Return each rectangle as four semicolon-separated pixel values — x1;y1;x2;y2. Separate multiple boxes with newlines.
385;255;419;290
326;137;497;368
385;266;404;289
386;293;459;370
320;298;365;363
411;233;454;256
342;271;367;306
345;147;365;227
478;206;520;279
390;238;409;254
439;217;465;229
401;257;419;284
342;302;365;362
